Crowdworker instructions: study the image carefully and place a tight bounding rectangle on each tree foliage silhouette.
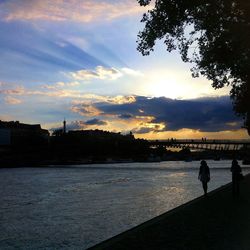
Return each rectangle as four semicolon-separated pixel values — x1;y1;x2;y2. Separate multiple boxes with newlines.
137;0;250;134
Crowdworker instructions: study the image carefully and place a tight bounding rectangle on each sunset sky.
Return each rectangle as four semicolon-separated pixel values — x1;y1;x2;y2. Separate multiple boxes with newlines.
0;0;248;139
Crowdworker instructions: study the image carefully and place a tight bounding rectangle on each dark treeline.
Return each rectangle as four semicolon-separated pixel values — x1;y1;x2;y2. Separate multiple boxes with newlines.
50;130;150;162
0;129;154;166
0;122;249;166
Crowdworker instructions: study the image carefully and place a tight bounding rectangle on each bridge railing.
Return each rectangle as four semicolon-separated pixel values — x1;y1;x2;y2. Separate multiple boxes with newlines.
149;139;250;144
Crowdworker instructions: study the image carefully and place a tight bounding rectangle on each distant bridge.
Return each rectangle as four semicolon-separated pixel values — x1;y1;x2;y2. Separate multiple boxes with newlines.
149;139;250;151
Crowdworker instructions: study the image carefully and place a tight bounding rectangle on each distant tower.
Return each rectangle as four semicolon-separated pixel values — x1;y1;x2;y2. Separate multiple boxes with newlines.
63;118;66;134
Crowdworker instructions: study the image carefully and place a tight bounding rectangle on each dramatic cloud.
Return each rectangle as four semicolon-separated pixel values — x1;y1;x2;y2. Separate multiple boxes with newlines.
0;80;244;135
84;118;107;126
0;83;137;108
51;120;86;131
72;95;243;133
118;114;134;119
71;95;136;105
70;66;122;81
107;95;136;104
71;104;102;117
50;119;107;131
0;0;146;23
43;94;249;140
132;122;165;134
70;95;137;117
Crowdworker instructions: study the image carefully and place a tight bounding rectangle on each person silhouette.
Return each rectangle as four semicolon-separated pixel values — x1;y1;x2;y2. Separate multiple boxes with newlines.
230;159;242;196
198;160;210;196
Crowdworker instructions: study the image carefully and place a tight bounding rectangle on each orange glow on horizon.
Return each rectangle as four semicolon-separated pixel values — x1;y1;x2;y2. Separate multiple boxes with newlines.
134;128;250;140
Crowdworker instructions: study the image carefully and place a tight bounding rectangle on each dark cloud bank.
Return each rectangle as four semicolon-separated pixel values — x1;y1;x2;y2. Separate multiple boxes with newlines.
94;96;242;132
52;118;107;131
67;96;243;133
84;118;107;126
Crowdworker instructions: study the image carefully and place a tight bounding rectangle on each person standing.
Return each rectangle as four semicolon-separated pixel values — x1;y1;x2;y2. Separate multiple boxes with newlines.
198;160;210;196
231;159;242;196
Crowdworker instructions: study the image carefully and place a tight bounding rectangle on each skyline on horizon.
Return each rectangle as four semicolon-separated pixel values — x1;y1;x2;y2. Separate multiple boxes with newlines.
0;0;248;139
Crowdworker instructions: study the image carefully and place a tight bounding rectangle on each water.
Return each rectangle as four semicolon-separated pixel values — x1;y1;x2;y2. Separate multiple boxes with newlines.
0;160;249;249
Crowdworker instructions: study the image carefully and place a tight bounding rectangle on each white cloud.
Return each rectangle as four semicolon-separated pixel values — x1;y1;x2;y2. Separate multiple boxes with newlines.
71;104;102;117
71;95;136;105
0;83;137;105
0;86;25;95
42;81;80;89
121;68;143;76
4;96;22;105
70;66;122;81
107;95;136;104
69;66;143;82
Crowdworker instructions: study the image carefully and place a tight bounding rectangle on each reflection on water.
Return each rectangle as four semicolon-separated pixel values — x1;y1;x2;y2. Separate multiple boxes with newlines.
0;160;249;249
168;172;187;177
91;178;131;186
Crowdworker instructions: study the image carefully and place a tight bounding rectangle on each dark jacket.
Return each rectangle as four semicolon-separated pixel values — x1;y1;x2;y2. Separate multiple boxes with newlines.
231;160;242;180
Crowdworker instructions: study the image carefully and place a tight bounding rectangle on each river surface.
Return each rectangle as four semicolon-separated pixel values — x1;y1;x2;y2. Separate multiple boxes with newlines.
1;160;249;249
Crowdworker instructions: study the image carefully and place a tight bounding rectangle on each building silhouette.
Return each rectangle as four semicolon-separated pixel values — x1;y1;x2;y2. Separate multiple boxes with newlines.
0;120;49;147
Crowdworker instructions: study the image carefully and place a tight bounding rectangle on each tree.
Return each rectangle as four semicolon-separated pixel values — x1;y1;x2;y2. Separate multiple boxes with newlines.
137;0;250;135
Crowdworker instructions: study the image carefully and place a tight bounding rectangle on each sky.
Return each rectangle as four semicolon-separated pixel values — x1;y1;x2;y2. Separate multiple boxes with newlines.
0;0;248;139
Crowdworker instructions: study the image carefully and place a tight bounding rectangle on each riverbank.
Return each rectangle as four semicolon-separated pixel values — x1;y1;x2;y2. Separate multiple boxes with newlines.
1;153;250;168
88;174;250;250
1;144;249;167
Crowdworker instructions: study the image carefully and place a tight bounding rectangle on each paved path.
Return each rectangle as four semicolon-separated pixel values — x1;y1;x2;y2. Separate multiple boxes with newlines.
88;174;250;250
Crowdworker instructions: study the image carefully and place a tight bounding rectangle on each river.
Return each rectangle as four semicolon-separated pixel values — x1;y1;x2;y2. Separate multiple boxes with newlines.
1;160;249;249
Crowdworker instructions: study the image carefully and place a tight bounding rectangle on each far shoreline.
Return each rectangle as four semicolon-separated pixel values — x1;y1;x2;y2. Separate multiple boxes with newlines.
1;157;250;168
